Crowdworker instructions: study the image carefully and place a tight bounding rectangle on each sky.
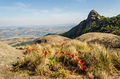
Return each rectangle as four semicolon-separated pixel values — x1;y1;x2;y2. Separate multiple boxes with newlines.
0;0;120;26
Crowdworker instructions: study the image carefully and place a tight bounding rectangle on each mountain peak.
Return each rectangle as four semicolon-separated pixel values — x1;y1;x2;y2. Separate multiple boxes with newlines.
85;10;101;26
87;10;101;21
62;10;102;38
90;9;98;13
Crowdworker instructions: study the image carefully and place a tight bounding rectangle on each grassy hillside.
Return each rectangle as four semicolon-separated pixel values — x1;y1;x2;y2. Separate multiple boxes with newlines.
76;32;120;48
13;35;120;79
35;35;71;45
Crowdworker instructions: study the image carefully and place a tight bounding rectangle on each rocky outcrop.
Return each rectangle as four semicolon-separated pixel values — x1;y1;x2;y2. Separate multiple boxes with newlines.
86;10;101;26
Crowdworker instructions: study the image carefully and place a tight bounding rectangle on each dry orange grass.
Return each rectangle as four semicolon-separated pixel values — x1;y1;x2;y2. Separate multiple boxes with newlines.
13;37;120;79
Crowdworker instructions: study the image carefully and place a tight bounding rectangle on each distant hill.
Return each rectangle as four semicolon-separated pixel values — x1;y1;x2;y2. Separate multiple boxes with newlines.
63;10;120;38
0;35;38;47
76;32;120;48
0;26;72;46
35;35;71;45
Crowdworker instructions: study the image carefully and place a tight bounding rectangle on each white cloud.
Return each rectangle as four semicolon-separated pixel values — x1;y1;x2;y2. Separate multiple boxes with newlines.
0;11;86;26
0;2;87;26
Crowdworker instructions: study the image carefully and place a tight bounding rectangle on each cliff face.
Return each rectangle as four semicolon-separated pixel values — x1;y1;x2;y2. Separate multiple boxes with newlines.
63;10;101;38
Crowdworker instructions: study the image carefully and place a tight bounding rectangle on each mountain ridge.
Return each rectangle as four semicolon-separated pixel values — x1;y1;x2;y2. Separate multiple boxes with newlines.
62;10;120;38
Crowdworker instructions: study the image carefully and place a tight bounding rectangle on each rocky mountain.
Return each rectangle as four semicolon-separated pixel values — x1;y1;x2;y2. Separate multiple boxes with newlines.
85;10;101;26
63;10;120;38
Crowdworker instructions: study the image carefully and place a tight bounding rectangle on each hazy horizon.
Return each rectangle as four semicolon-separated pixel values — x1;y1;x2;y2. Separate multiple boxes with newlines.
0;0;120;26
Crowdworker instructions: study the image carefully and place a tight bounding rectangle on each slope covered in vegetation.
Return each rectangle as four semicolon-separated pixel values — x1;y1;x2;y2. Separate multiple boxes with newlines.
13;35;120;79
63;10;120;38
